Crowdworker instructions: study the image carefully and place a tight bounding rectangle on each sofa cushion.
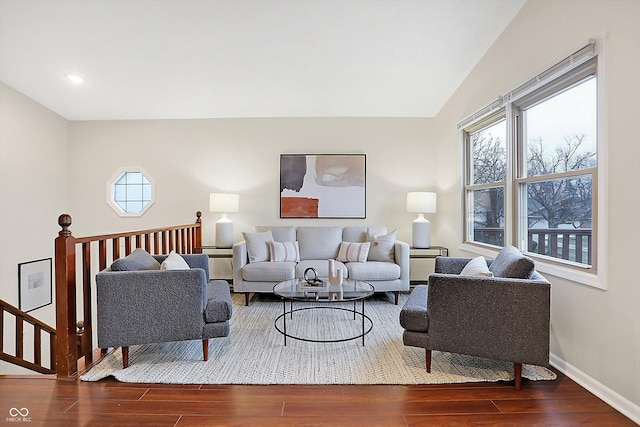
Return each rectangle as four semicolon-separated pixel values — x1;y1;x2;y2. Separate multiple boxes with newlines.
337;242;370;263
204;280;233;323
459;256;493;277
296;227;342;260
241;261;296;282
111;248;161;271
347;261;400;281
160;250;190;270
243;231;274;263
488;246;535;279
269;241;301;262
367;229;397;262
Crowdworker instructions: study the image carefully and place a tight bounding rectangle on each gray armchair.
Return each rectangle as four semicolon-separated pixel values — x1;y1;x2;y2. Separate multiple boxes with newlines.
400;247;551;390
96;251;232;368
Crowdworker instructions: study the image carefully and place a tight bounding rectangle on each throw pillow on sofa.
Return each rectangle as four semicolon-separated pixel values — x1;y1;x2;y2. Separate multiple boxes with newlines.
367;229;397;262
110;248;161;271
459;256;493;277
242;231;274;263
337;241;371;263
269;241;300;262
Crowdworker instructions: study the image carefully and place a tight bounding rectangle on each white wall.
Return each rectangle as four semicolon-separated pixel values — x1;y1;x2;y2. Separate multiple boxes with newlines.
67;118;437;242
433;0;640;415
0;82;68;374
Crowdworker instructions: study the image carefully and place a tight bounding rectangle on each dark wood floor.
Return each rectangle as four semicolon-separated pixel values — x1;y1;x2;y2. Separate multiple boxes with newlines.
0;368;635;426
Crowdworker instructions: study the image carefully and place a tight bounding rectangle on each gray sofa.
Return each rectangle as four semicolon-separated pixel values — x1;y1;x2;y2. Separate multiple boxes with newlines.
233;226;410;305
96;249;232;367
400;246;551;390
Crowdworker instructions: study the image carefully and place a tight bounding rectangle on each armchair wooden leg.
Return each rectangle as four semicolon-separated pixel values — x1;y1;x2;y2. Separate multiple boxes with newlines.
394;291;399;305
514;362;522;390
425;349;432;373
122;346;129;368
244;293;251;306
202;339;209;361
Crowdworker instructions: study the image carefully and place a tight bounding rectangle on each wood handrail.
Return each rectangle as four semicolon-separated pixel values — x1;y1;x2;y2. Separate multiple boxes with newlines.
0;299;56;374
54;211;202;378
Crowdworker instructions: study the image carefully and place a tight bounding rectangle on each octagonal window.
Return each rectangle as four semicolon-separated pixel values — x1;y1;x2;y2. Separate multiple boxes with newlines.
107;168;155;217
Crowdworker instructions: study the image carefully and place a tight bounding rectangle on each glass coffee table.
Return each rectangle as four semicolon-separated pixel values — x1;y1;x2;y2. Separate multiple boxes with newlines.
273;278;374;346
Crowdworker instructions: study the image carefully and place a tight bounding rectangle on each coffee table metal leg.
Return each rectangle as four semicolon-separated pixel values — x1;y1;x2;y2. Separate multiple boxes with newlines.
362;299;365;346
282;299;287;346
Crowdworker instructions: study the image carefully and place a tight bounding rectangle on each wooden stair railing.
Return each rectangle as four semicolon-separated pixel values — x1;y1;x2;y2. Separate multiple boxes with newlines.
0;299;56;374
54;211;202;379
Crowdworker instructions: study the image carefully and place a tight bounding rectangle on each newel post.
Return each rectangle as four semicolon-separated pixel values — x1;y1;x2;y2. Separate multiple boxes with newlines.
55;214;78;379
194;211;202;253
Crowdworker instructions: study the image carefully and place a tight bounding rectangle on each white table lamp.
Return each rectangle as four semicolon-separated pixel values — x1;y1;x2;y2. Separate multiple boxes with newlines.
407;192;437;248
210;193;239;248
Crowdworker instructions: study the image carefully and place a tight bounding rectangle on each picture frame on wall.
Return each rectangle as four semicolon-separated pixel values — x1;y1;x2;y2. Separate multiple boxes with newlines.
18;258;52;312
280;153;366;218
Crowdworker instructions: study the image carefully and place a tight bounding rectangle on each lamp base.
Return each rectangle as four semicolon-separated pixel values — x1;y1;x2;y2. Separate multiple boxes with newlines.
215;217;233;248
412;215;431;249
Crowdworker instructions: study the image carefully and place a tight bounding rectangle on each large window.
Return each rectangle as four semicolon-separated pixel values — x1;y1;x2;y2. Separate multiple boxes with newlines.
461;43;602;286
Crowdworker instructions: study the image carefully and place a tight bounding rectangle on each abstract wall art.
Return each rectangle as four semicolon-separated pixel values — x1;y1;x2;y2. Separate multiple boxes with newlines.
280;154;366;218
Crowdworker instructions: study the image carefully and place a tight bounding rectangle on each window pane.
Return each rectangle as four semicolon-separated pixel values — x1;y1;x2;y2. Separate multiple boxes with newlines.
126;201;143;213
126;172;144;184
525;77;597;177
127;184;143;200
526;175;592;265
471;120;506;184
470;187;504;246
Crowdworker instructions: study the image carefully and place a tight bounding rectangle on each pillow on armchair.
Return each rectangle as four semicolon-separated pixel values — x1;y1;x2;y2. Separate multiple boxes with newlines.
488;246;535;279
459;256;493;277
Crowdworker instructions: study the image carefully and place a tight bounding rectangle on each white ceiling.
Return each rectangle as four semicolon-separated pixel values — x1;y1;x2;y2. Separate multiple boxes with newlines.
0;0;525;120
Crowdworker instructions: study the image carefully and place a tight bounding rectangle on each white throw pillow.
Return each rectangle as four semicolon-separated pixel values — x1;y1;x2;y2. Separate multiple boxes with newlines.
337;241;371;263
367;229;397;262
243;231;274;263
161;250;190;270
459;256;493;277
269;241;301;262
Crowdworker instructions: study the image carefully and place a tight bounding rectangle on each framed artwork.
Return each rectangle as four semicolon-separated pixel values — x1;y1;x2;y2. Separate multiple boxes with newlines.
18;258;52;312
280;154;366;218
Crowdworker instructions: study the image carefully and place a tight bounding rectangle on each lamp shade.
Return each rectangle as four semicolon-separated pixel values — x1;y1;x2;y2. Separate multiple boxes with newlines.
406;192;437;214
209;193;239;213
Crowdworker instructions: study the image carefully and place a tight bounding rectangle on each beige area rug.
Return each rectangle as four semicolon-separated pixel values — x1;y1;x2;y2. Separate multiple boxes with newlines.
81;292;556;385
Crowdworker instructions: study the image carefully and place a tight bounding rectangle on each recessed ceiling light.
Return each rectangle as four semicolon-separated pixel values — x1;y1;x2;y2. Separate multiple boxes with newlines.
66;74;84;84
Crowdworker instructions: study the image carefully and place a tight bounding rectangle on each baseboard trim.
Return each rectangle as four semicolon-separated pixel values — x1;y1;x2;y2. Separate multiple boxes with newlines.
550;353;640;424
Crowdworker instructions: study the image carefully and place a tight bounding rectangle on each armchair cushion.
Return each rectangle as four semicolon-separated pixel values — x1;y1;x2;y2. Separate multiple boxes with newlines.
160;250;190;270
489;246;535;279
460;256;493;277
110;248;160;271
